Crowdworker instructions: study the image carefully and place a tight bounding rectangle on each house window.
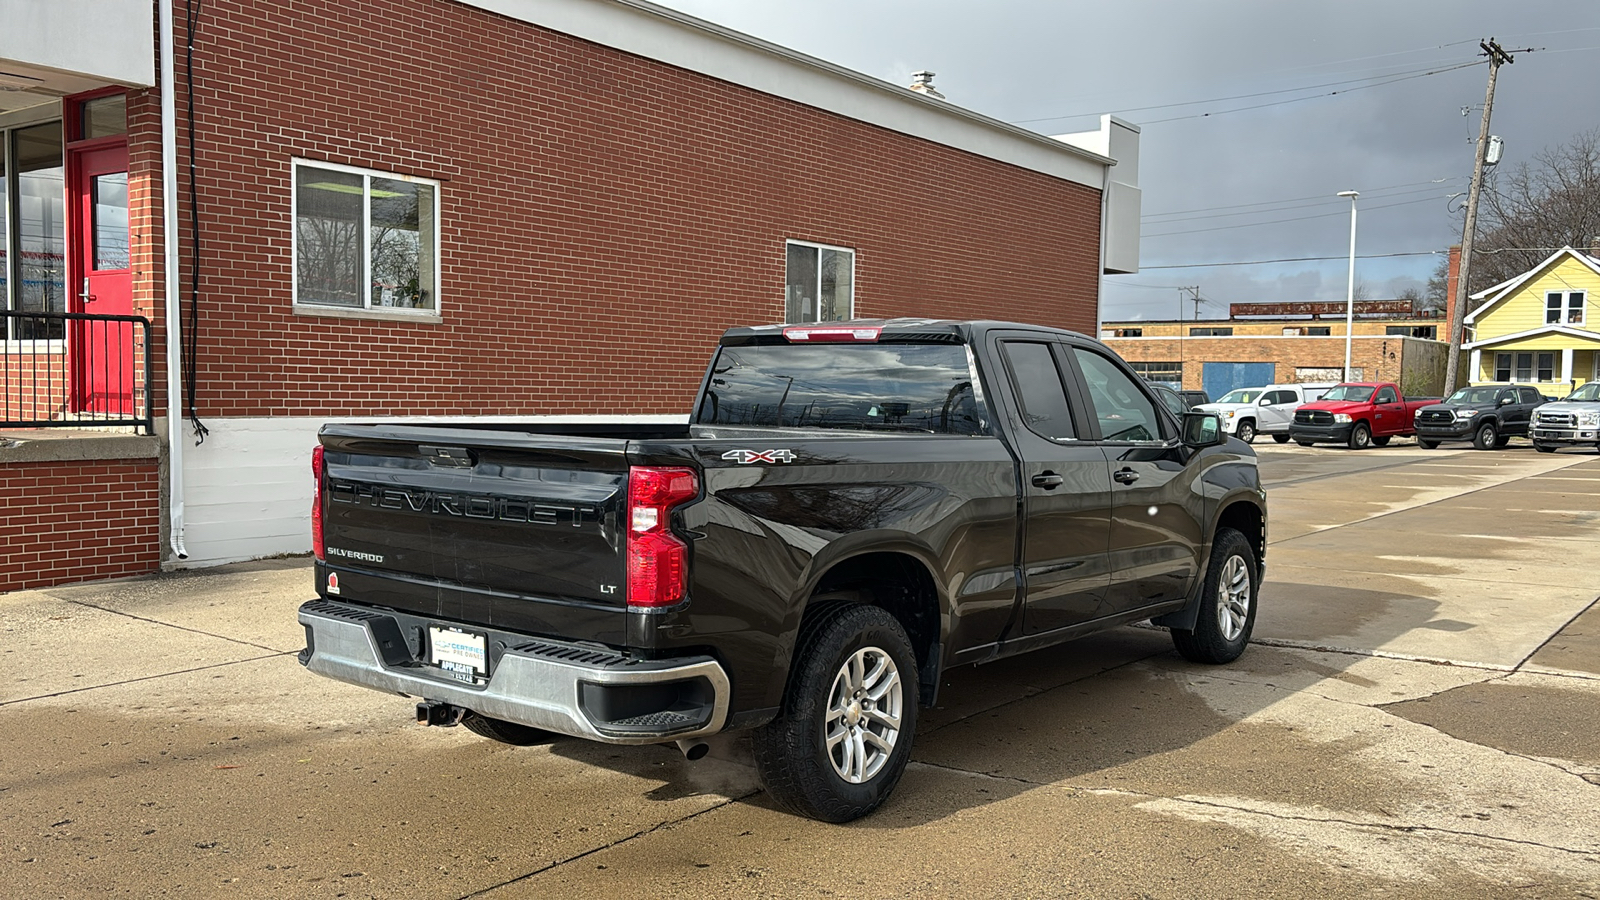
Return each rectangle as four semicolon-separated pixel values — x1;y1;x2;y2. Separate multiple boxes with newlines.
785;240;853;323
1547;291;1586;325
1502;351;1556;382
1190;326;1232;336
1115;327;1143;337
1307;326;1331;336
293;159;439;314
1385;325;1437;338
1129;361;1182;384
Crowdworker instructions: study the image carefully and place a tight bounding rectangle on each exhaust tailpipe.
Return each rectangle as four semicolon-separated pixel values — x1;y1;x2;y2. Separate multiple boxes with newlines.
675;739;710;761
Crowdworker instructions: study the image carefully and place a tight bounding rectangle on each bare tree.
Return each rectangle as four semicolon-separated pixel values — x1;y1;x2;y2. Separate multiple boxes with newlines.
1470;128;1600;300
1423;256;1449;313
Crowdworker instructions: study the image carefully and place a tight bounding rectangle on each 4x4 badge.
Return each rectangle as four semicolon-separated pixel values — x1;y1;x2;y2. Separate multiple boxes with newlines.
722;449;797;464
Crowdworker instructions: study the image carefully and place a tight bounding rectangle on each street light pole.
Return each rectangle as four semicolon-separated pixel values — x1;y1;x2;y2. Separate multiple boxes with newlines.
1338;190;1359;381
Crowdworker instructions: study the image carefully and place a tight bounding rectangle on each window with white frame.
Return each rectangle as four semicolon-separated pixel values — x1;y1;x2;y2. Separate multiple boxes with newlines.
1497;351;1556;382
1546;290;1586;325
785;240;853;323
293;160;439;313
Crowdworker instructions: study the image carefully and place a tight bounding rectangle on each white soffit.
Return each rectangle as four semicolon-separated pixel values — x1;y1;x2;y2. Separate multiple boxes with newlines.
459;0;1112;189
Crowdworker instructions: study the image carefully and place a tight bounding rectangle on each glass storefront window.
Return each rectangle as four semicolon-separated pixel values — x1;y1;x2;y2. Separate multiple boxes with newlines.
14;123;66;338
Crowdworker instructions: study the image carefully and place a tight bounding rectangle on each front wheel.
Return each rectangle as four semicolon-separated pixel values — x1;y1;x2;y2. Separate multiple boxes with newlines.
1171;527;1258;664
1417;438;1439;449
1473;420;1498;451
1236;420;1256;444
1272;434;1290;444
753;604;918;823
1295;440;1315;447
1347;422;1373;449
1535;442;1557;453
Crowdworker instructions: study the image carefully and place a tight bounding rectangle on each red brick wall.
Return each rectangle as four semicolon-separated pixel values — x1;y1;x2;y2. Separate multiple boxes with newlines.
148;0;1100;419
0;459;161;592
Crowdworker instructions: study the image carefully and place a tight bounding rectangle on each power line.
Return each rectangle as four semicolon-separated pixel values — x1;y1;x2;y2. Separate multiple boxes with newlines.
1142;178;1464;219
1144;183;1464;225
1013;59;1476;125
1133;250;1442;270
1142;195;1447;237
1140;60;1485;125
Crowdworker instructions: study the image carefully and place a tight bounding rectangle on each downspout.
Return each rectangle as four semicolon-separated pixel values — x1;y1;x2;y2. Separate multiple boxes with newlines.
160;0;188;559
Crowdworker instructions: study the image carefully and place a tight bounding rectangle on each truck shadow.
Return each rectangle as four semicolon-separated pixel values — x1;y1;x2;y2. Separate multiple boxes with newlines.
550;580;1444;829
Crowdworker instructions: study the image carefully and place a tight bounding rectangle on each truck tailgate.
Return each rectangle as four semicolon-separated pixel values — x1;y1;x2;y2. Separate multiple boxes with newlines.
318;425;629;637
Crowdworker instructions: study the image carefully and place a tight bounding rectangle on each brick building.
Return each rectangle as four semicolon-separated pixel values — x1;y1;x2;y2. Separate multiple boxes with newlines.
0;0;1138;589
1102;301;1448;400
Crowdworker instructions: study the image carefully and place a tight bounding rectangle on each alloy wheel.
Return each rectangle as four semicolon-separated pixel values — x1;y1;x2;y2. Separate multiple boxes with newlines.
824;646;903;784
1215;555;1252;641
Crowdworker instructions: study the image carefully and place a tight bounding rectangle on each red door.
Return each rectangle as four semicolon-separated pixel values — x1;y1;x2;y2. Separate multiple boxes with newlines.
68;144;133;414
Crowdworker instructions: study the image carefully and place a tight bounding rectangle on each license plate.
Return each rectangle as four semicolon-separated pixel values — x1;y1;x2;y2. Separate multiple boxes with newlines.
429;626;487;682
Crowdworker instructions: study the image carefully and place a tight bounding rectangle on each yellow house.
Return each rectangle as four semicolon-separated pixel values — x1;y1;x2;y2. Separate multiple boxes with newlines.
1463;246;1600;392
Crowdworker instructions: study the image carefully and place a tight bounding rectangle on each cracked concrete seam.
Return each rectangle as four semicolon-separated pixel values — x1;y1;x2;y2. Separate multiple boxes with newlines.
455;790;761;898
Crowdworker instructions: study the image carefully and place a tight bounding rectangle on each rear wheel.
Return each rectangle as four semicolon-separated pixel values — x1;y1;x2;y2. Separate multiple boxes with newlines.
1372;435;1392;447
1417;438;1439;449
1494;434;1511;448
461;713;555;746
1272;434;1290;444
1171;527;1257;665
1347;422;1373;450
1295;440;1315;447
1473;420;1498;451
753;604;918;823
1236;420;1256;444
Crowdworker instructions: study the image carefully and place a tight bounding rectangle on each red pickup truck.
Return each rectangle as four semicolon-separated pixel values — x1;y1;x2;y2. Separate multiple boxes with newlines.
1289;382;1439;449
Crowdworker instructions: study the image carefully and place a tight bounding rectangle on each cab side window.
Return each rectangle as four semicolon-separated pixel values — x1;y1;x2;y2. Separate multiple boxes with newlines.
1001;341;1076;441
1072;348;1162;442
1519;387;1542;404
1266;390;1295;404
1376;386;1398;404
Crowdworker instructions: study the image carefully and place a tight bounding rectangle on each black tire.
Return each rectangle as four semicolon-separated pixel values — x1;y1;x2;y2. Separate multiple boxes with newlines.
1494;434;1511;448
1535;442;1557;453
1417;438;1439;449
1236;420;1256;444
461;713;555;746
1347;422;1373;450
1171;527;1258;665
1272;434;1290;444
1295;440;1315;447
753;604;919;823
1472;420;1498;451
1372;435;1392;447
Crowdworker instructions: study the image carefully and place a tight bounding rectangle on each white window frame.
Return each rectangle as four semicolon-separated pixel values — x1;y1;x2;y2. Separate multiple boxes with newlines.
784;238;855;323
290;158;442;319
2;112;69;349
1545;290;1586;326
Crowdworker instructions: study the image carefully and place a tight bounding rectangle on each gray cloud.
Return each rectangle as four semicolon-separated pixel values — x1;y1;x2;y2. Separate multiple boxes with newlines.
651;0;1600;319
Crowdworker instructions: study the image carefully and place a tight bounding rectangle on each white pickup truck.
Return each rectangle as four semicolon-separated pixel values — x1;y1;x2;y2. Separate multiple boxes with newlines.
1531;382;1600;452
1196;383;1335;444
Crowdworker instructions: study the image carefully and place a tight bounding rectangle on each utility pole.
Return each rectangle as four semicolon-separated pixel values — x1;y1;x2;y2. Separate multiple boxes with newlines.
1178;286;1199;388
1445;39;1514;394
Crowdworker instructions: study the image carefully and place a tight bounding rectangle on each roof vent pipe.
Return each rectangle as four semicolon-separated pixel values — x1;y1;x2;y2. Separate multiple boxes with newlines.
909;71;944;100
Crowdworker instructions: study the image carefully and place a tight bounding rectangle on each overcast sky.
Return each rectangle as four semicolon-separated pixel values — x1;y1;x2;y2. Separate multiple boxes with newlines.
651;0;1600;322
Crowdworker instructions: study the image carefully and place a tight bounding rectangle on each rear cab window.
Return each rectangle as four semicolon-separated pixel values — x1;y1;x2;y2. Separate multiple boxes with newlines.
696;342;989;434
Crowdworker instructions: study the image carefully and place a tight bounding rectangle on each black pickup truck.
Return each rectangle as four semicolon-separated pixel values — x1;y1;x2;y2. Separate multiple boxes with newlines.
298;319;1267;822
1413;383;1547;450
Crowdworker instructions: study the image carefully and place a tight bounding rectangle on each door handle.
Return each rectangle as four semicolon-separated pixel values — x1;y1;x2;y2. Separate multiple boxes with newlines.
1031;472;1064;489
80;277;97;304
1113;468;1140;485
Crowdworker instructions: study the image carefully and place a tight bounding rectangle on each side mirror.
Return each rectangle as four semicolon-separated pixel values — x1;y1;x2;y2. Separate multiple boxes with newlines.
1183;412;1224;448
1499;396;1514;406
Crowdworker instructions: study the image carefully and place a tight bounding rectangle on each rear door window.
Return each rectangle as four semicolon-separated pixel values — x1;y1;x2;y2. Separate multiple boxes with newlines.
1000;341;1077;441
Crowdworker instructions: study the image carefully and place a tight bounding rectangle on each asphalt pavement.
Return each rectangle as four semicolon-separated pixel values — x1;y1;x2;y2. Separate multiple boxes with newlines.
3;439;1598;898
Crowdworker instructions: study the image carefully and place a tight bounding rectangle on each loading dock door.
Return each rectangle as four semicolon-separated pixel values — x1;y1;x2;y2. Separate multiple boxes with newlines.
1202;362;1276;400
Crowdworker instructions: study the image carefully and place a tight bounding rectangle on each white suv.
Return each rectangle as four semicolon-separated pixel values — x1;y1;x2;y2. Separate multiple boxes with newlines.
1197;382;1336;444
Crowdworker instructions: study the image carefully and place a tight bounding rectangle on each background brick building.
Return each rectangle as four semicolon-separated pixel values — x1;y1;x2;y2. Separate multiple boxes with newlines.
1;0;1138;588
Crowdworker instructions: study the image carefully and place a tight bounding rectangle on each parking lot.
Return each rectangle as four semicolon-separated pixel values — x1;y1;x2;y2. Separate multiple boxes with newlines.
4;439;1598;899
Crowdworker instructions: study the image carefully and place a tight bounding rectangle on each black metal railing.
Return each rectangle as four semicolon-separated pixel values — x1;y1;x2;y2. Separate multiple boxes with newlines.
2;310;154;435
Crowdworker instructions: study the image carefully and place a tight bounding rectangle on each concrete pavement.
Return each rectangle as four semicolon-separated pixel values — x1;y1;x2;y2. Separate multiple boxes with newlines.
3;441;1598;898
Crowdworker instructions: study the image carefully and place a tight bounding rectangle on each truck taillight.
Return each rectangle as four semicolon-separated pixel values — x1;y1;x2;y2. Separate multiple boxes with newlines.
311;445;326;562
626;466;698;608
